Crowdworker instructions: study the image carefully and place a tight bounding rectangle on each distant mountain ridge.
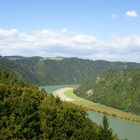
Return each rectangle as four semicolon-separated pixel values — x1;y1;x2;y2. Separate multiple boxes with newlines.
0;56;140;85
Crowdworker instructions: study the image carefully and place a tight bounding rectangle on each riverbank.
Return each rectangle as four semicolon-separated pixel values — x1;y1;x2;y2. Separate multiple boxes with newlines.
53;87;140;122
53;87;74;101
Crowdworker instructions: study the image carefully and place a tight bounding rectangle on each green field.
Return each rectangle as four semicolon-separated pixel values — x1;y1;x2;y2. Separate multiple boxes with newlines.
64;88;140;122
64;88;93;106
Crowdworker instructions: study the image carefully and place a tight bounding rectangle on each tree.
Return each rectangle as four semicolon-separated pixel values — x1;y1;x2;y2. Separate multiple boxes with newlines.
99;115;114;140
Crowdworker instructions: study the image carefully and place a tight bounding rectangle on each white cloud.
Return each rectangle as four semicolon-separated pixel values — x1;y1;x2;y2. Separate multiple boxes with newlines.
125;10;138;18
0;28;140;62
72;34;97;44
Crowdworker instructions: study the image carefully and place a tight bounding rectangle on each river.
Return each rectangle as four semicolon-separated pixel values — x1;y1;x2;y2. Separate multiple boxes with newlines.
40;85;140;140
88;111;140;140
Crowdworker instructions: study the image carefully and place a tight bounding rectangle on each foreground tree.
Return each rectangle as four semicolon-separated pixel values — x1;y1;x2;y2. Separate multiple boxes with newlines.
0;69;119;140
99;115;118;140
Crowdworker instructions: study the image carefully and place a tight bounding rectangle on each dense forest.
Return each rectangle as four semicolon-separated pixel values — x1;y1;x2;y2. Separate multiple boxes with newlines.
0;56;140;85
74;69;140;115
0;68;118;139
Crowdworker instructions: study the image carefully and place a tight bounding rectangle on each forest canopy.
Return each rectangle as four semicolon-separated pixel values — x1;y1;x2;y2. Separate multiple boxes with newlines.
0;69;118;139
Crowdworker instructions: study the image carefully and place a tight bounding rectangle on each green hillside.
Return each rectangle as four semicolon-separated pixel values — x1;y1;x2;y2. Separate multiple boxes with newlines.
0;56;140;85
74;69;140;115
0;68;119;139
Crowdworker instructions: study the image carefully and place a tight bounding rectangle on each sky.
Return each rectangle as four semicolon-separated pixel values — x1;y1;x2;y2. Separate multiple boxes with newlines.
0;0;140;62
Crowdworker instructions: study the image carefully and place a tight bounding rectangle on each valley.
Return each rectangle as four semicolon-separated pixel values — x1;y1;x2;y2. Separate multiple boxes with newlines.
52;87;140;122
1;1;140;139
1;56;140;140
42;85;140;140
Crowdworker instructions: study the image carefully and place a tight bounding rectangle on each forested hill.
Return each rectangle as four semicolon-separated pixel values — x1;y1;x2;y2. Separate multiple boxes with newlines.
0;55;140;85
0;68;118;139
74;69;140;115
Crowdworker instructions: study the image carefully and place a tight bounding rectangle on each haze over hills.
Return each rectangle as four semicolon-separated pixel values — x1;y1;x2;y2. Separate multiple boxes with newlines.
0;55;140;85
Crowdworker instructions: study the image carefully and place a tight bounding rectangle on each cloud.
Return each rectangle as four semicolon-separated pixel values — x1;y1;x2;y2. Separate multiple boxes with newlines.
0;28;140;62
125;10;138;18
72;34;97;44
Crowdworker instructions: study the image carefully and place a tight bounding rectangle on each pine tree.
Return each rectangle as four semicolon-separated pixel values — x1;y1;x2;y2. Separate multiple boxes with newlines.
99;115;114;140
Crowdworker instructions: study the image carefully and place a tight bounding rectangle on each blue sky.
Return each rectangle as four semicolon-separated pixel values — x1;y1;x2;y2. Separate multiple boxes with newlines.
0;0;140;37
0;0;140;62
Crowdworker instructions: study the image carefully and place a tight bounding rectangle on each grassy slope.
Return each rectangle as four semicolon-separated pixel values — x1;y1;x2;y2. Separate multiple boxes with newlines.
63;88;140;122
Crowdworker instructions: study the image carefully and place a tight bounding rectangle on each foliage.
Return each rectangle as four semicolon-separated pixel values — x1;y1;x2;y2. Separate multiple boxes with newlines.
98;115;117;140
0;56;140;85
75;69;140;115
0;68;118;139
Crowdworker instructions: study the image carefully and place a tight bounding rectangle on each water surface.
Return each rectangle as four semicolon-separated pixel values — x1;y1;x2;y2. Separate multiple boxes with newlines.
88;111;140;140
39;84;79;93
